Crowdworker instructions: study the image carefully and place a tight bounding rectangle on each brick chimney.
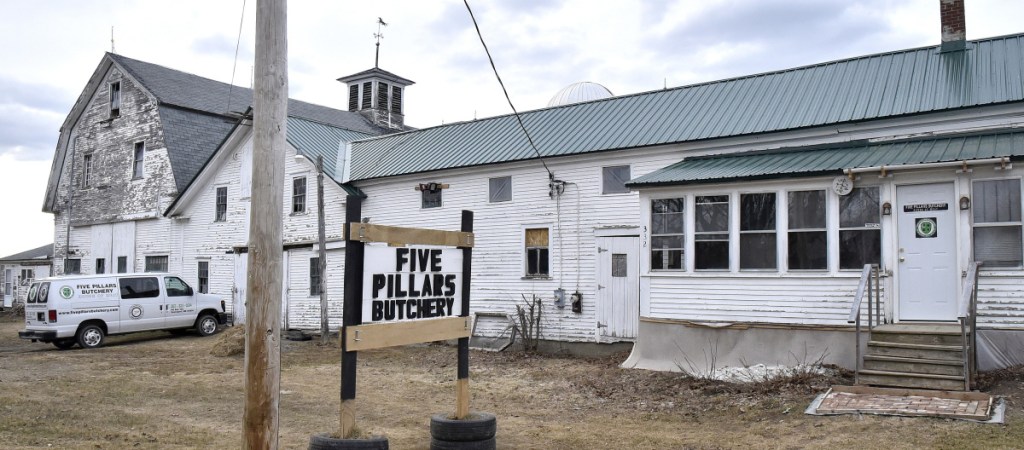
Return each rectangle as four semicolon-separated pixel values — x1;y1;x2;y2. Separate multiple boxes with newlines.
940;0;966;52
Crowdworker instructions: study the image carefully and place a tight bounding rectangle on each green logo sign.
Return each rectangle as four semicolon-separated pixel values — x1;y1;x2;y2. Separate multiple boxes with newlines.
59;286;74;299
915;217;937;238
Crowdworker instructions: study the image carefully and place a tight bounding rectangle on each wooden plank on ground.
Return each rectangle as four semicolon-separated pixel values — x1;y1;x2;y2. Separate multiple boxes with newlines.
345;317;472;351
349;223;474;247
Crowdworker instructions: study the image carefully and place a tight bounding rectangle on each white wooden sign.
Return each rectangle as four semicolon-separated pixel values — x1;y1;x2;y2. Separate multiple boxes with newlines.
361;244;463;323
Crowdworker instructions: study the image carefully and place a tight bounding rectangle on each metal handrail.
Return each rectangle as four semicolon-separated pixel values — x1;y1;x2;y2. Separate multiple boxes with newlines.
958;261;981;391
848;264;879;385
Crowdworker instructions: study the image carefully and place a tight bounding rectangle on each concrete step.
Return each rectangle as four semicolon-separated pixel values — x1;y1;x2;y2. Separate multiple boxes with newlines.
866;341;963;361
858;369;966;391
870;330;965;346
863;355;965;376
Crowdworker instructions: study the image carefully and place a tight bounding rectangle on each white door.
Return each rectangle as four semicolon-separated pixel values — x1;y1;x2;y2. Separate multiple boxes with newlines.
897;183;959;321
233;253;248;325
596;236;640;340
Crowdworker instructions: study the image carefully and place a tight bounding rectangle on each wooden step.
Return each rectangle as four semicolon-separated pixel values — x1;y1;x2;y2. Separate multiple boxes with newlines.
858;369;966;391
870;330;965;346
866;341;963;361
863;355;965;376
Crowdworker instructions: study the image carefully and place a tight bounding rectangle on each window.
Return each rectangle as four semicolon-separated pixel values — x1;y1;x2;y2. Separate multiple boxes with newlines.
651;198;684;270
694;195;729;270
20;268;34;283
120;277;159;299
310;257;322;296
165;277;191;297
64;259;81;275
422;185;442;209
788;190;827;270
525;228;550;276
132;142;145;179
109;81;121;117
82;154;93;188
377;82;389;110
973;179;1023;268
215;186;228;222
117;256;128;274
3;269;10;296
839;187;881;269
602;165;631;194
95;258;106;275
145;255;168;272
348;84;359;111
361;82;372;109
740;193;777;270
197;261;209;294
292;177;307;213
391;86;403;114
489;176;512;203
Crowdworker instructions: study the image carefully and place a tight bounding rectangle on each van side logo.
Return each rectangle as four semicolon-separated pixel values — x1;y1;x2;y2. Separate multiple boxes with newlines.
129;304;144;319
59;286;74;299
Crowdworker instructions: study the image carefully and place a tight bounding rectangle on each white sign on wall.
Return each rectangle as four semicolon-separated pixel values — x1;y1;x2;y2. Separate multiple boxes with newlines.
361;244;463;323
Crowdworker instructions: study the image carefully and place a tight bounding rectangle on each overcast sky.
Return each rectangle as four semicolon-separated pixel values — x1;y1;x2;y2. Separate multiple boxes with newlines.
1;0;1022;258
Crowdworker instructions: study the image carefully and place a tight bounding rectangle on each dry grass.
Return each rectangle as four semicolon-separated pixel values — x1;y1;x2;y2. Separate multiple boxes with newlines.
2;316;1024;449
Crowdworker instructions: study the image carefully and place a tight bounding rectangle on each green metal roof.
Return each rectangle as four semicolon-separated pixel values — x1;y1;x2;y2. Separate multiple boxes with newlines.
349;33;1024;181
627;131;1024;187
286;117;374;196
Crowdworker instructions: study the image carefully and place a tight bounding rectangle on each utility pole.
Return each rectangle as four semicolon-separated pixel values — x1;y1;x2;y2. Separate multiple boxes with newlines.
243;0;287;448
316;155;328;345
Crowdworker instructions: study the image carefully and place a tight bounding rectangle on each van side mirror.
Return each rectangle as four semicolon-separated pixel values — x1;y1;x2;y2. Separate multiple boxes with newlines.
187;286;194;296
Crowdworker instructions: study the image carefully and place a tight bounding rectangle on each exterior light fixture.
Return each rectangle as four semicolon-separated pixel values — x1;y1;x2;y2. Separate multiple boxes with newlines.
960;196;971;210
882;202;892;216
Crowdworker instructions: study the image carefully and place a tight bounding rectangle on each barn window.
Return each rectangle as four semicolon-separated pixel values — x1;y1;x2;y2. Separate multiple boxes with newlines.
132;142;145;179
310;257;322;296
145;255;168;272
694;195;729;270
602;165;631;194
525;228;550;277
64;259;81;275
109;81;121;118
292;177;307;214
839;187;881;269
651;198;684;270
95;258;106;275
117;256;128;274
215;187;228;222
489;176;511;203
788;190;827;270
421;184;442;209
197;261;209;294
391;86;403;114
361;82;372;109
740;193;777;270
348;84;359;111
973;179;1023;268
82;154;93;188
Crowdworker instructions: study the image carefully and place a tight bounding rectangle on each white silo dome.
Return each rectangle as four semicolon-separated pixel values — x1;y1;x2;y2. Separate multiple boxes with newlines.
547;81;613;107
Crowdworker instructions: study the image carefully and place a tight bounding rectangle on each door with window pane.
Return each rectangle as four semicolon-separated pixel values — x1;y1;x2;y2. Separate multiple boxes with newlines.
596;236;639;340
897;183;958;321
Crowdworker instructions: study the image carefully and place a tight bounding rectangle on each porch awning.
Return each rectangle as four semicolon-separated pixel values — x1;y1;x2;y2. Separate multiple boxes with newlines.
627;130;1024;188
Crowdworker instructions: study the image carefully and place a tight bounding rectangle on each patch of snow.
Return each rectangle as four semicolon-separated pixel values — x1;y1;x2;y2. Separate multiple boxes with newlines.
707;364;833;383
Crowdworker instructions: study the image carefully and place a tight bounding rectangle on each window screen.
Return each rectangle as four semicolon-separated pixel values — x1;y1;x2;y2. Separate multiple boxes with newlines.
489;176;511;203
602;165;631;194
973;179;1023;268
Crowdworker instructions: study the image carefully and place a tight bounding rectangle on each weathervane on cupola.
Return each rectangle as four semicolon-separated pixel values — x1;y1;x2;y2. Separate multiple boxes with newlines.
337;17;415;130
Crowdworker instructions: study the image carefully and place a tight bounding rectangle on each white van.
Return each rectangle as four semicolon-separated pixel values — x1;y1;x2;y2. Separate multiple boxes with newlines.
18;273;226;349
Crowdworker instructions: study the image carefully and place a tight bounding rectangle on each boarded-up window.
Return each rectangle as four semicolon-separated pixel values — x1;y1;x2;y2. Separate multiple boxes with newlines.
839;187;881;269
651;198;684;270
740;193;777;270
377;82;389;110
348;84;359;111
361;82;372;109
525;228;549;276
973;179;1023;268
602;165;631;194
695;195;729;270
489;176;511;203
391;86;403;114
788;190;827;270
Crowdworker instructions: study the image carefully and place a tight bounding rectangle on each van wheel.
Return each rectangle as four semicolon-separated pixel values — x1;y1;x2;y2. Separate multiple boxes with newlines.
196;314;219;337
53;339;76;350
76;324;105;349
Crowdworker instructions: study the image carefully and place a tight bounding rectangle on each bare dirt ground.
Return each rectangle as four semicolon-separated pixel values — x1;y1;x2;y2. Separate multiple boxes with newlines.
2;312;1024;449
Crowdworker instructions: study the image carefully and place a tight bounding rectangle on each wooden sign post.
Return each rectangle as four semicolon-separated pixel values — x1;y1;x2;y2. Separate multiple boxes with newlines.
338;195;475;439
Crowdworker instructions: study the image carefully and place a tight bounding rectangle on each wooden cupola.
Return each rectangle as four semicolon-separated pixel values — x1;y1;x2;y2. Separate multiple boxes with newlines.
337;68;415;130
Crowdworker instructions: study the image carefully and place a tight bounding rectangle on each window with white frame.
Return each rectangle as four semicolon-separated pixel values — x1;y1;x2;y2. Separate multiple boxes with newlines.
215;186;228;222
310;257;322;296
788;190;827;270
292;177;307;213
132;141;145;179
4;269;11;295
651;198;684;270
740;193;777;270
20;269;33;283
839;187;881;269
489;176;512;203
198;261;210;294
82;154;93;188
524;228;550;276
602;165;631;194
973;179;1023;268
145;255;168;272
694;195;729;270
109;81;121;118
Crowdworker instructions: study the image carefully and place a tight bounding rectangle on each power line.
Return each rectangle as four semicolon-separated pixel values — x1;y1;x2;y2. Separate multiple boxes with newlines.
462;0;552;179
227;0;247;115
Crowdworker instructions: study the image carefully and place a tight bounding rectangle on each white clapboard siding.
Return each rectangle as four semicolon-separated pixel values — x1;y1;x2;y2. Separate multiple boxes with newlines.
977;274;1024;328
284;247;345;330
135;218;171;270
